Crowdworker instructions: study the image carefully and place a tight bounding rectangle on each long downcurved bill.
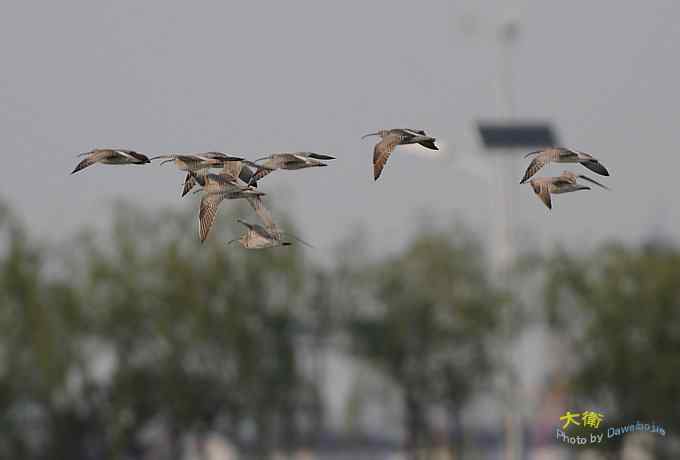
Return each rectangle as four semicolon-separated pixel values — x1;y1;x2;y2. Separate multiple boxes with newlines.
361;132;380;139
147;155;177;165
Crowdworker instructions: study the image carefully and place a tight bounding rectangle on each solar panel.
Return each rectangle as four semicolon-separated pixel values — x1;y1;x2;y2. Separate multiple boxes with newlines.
477;122;557;149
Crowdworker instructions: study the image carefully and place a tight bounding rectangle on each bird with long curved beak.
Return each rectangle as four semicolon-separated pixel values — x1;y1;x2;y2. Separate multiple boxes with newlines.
227;221;293;249
527;170;610;210
71;149;151;174
227;196;313;249
361;128;438;180
228;219;313;249
520;147;609;184
247;152;335;184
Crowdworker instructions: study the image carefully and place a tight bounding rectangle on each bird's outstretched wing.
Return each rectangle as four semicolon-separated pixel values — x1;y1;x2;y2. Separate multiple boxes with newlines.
246;195;280;239
580;160;609;176
198;193;226;242
122;151;150;163
151;154;194;162
578;174;611;190
283;233;314;248
556;148;580;161
198;152;244;162
71;150;114;174
520;156;547;184
417;139;438;150
373;132;401;181
182;172;197;197
285;154;312;166
534;183;552;209
306;153;335;160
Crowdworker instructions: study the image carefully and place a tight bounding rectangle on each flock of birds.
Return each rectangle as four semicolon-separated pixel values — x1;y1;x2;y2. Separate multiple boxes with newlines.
70;129;611;249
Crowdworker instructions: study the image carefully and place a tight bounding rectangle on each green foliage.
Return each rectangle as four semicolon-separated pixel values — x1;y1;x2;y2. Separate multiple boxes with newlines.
0;199;314;458
346;229;512;447
542;241;680;435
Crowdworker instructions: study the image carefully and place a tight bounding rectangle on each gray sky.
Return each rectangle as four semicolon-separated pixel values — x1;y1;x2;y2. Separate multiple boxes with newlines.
2;0;679;257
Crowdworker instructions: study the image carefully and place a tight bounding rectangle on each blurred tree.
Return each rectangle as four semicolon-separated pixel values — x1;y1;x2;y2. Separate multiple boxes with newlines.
78;201;315;459
0;197;522;459
0;201;91;458
346;229;512;458
542;241;680;457
0;199;319;459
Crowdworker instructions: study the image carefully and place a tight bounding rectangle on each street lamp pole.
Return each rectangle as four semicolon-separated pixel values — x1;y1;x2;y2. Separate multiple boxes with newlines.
494;19;519;275
495;19;522;460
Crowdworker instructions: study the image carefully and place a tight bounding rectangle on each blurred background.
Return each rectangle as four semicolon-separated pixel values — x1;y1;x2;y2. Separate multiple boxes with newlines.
1;1;679;459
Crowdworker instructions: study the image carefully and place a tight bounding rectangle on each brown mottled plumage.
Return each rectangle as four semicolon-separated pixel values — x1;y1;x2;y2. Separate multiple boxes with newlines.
361;128;438;181
248;152;335;184
71;149;150;174
527;170;610;210
520;148;609;184
227;196;312;249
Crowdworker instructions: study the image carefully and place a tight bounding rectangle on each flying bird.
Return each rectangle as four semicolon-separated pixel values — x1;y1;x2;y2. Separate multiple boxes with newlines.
71;149;150;174
151;152;244;197
527;171;610;210
228;196;312;249
228;219;312;249
361;129;438;180
228;219;292;249
520;148;609;184
248;152;335;184
192;173;265;242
